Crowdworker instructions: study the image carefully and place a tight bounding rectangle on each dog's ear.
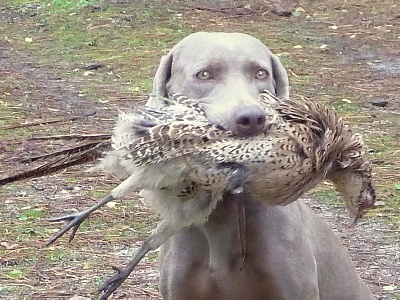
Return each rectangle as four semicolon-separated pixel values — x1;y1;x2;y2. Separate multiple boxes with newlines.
270;53;290;99
146;53;173;108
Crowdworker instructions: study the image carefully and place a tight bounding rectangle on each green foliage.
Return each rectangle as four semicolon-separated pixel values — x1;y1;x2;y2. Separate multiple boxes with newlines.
88;189;109;199
7;269;24;279
40;0;98;13
92;276;102;287
311;189;341;206
19;208;43;221
49;249;67;261
332;101;360;112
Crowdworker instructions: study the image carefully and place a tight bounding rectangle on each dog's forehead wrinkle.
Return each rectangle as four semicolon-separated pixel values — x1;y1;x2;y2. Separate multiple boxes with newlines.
187;46;268;64
180;32;260;46
187;52;271;72
176;35;267;61
242;59;272;71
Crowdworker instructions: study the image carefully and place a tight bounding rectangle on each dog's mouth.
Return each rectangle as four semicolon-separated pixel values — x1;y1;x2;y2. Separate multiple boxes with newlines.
196;98;267;137
210;119;266;137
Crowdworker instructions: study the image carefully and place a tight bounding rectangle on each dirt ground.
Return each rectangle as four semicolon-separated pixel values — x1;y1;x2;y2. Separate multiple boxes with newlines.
0;0;399;299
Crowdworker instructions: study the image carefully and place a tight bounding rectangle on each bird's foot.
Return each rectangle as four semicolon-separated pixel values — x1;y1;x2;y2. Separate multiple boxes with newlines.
98;265;134;300
46;210;91;245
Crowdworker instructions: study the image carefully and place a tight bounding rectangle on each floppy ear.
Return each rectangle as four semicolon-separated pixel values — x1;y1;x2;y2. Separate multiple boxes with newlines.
146;53;173;108
270;53;290;99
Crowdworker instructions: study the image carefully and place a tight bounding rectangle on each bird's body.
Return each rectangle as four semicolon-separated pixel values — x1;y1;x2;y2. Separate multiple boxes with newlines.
96;91;374;227
1;91;374;224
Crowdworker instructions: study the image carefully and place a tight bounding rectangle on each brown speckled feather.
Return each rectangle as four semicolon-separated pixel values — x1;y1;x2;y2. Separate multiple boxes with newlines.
0;92;375;225
98;91;375;225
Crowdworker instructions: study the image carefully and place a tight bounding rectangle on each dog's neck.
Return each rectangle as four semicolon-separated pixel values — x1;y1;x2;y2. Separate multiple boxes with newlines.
200;193;248;271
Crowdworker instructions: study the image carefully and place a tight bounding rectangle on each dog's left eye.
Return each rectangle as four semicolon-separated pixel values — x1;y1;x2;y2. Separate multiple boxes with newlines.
196;70;213;80
255;69;268;80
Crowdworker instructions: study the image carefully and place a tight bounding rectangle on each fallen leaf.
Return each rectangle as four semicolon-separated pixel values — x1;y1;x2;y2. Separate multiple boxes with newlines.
106;201;117;208
292;11;301;17
0;242;18;250
83;261;90;270
69;296;91;300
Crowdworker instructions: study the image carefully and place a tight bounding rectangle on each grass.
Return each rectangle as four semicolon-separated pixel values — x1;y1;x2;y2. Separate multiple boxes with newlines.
48;249;67;261
18;208;43;221
88;189;109;199
311;189;342;206
11;0;98;13
2;1;187;103
6;269;25;279
45;0;98;13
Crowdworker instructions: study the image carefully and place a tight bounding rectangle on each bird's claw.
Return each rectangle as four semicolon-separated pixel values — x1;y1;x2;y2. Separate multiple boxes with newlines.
46;211;90;246
98;265;132;300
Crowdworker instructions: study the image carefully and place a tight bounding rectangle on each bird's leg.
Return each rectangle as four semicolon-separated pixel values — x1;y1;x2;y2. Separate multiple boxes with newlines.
46;194;115;246
98;220;175;300
188;162;247;194
46;173;140;246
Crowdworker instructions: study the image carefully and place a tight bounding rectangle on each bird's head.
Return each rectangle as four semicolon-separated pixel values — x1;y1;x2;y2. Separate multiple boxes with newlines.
327;156;376;227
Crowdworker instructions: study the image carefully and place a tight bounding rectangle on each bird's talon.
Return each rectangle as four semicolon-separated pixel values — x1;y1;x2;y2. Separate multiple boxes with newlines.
46;215;74;222
111;265;122;273
46;211;90;246
97;266;133;299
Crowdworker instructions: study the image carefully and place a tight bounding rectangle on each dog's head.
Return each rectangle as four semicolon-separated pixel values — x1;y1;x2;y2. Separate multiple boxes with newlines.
147;32;290;136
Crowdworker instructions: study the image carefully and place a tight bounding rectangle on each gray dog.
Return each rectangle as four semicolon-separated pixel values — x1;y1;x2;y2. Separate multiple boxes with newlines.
146;32;374;300
147;32;289;137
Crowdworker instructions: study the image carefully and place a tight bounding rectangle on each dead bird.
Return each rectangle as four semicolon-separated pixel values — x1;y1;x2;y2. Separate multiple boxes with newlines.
38;91;375;299
243;92;375;225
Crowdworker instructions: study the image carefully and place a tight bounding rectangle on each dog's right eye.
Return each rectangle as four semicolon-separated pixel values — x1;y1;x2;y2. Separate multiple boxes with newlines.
196;70;213;80
255;69;269;80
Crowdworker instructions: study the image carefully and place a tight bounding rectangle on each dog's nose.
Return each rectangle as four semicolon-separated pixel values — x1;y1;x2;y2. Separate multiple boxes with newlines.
233;105;266;136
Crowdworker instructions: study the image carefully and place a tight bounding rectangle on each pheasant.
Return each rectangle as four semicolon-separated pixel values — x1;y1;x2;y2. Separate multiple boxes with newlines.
0;92;375;299
97;91;375;224
26;91;372;299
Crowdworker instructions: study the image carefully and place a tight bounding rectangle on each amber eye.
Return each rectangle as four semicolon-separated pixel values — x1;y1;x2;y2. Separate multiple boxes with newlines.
255;69;268;80
196;70;213;80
